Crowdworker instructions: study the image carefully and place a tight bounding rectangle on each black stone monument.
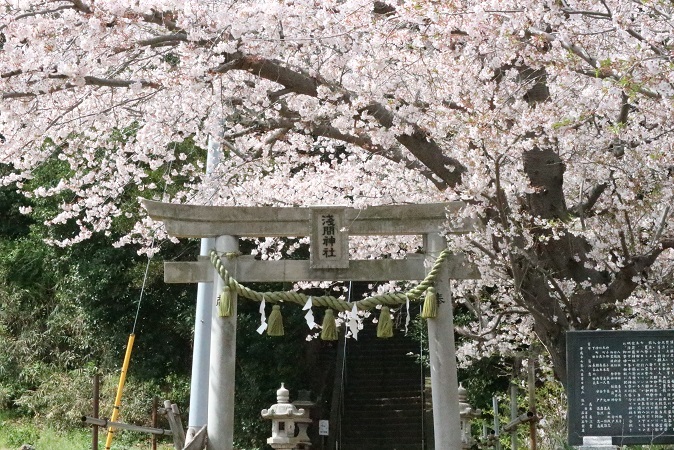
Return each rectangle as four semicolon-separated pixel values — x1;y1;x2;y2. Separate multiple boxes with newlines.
567;329;674;445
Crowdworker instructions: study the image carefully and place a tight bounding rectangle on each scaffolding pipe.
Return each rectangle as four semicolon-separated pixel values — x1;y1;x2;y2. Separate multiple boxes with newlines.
83;416;172;436
104;333;136;450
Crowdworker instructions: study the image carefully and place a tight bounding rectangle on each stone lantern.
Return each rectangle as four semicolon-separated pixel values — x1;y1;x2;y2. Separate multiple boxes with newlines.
458;383;481;449
261;384;306;449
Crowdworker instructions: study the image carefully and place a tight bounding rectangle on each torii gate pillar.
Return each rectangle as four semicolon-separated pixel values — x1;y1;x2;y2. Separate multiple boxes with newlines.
207;235;238;450
426;233;462;450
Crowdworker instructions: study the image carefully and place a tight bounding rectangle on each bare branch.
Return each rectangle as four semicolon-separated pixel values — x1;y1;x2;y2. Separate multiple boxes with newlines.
618;91;630;125
651;206;671;247
624;211;636;249
2;75;161;99
2;92;37;100
619;230;631;260
83;76;160;89
219;140;248;160
212;55;319;96
469;238;499;261
625;28;668;56
570;182;608;217
517;251;575;323
1;70;23;79
562;8;612;19
460;295;485;327
135;33;189;47
260;128;291;156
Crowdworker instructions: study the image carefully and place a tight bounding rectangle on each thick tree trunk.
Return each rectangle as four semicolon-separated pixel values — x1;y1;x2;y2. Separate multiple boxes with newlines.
519;148;610;385
515;147;672;384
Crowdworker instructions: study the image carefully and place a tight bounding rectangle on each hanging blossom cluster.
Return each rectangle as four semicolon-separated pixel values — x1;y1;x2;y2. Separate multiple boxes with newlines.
1;0;673;377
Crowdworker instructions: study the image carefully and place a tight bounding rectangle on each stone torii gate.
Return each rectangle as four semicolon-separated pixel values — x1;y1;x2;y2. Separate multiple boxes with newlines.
142;199;479;450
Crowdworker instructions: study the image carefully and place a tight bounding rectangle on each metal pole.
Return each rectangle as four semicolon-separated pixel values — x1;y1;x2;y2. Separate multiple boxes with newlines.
424;233;462;450
93;374;100;450
510;358;519;450
492;396;501;450
528;357;537;450
188;135;220;434
152;396;158;450
207;236;239;450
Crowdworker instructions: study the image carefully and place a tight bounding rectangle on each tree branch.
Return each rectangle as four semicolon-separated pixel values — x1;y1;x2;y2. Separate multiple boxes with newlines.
625;28;668;57
83;76;160;89
212;54;467;189
212;55;319;96
651;206;671;247
516;250;575;324
0;4;76;31
570;182;608;217
136;33;189;47
588;238;674;311
530;28;662;99
561;8;612;19
140;10;182;32
619;230;631;260
1;70;23;79
309;122;450;190
455;308;530;342
225;112;450;189
618;91;630;125
2;75;161;99
69;0;92;14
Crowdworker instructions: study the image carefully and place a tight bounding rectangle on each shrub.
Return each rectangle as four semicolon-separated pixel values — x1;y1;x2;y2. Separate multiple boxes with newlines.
3;420;40;447
13;367;190;432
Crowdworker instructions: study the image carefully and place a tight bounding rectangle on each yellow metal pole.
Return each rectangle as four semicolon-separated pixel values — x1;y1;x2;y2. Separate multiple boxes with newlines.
104;333;136;450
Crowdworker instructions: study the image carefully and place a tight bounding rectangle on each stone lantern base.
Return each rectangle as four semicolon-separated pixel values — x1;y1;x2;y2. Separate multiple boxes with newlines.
266;443;298;450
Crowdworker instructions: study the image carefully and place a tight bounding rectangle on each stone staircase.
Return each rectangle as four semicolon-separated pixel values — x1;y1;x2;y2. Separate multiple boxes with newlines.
336;315;426;450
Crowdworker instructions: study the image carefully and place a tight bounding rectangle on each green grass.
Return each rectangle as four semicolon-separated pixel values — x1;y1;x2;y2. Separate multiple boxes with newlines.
0;411;174;450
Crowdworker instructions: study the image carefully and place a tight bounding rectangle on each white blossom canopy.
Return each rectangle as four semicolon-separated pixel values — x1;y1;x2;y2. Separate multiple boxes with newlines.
1;0;673;383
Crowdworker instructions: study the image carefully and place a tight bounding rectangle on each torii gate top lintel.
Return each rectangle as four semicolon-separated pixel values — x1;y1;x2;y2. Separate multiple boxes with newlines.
143;199;479;283
142;199;471;238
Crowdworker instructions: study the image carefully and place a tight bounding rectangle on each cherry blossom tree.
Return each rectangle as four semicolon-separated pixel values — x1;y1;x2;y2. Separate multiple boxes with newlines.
1;0;673;385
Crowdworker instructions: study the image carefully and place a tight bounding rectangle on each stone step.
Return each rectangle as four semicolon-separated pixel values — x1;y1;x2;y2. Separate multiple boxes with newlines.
343;391;422;402
345;348;419;356
342;382;422;393
342;407;423;417
343;395;423;403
